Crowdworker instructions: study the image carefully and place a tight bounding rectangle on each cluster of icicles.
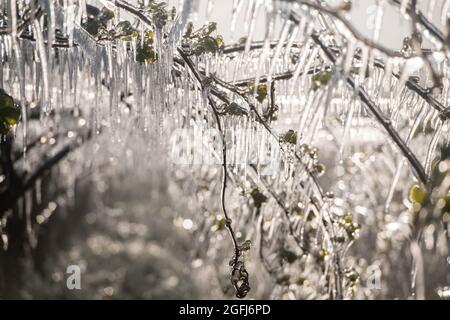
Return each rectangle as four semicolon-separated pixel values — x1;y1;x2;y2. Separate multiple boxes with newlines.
1;0;449;299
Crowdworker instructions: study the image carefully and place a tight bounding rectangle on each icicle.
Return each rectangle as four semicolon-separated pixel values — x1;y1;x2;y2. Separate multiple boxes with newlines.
230;0;244;41
385;104;426;211
251;1;274;98
372;0;385;43
298;91;322;140
283;22;300;62
9;0;28;155
289;40;312;96
426;0;436;21
244;0;262;55
47;0;55;76
343;41;356;75
441;0;450;27
267;19;292;84
339;100;355;157
299;46;318;95
34;19;50;114
206;0;214;22
357;46;369;88
410;241;425;300
424;120;443;176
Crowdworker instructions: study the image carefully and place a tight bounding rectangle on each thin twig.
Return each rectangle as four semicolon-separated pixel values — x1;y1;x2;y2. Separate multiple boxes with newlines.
176;48;248;294
250;164;308;253
310;32;428;184
297;0;404;57
410;0;442;91
389;0;447;50
211;75;326;205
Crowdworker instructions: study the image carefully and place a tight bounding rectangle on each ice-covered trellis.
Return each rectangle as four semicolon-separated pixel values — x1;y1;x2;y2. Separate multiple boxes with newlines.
0;0;449;299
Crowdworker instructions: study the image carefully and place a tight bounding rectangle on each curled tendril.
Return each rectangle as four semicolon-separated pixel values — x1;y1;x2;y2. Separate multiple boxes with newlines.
230;259;250;298
229;240;252;298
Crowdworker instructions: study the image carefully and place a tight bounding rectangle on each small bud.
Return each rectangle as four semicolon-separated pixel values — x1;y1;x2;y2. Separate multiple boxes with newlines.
309;147;319;159
299;144;310;154
339;0;352;12
313;163;326;176
325;191;334;199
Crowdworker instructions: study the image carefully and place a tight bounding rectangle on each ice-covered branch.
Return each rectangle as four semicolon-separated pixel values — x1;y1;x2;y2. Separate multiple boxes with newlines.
389;0;447;50
311;32;428;184
297;0;403;57
177;47;251;299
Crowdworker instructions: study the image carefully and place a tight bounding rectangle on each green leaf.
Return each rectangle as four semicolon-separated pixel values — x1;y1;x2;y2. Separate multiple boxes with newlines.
338;0;352;12
296;276;307;285
439;194;450;216
83;7;114;37
343;215;353;224
196;22;216;37
280;248;297;264
213;217;226;231
247;82;268;103
183;22;223;56
202;36;219;54
215;35;224;49
239;240;251;252
136;32;158;64
342;215;360;241
224;102;248;116
184;22;194;38
206;22;217;36
409;184;426;205
345;268;359;282
141;1;171;28
250;187;268;209
292;204;304;216
280;130;297;145
311;71;332;90
313;163;326;177
317;248;328;261
0;89;20;135
111;21;139;41
256;84;267;103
